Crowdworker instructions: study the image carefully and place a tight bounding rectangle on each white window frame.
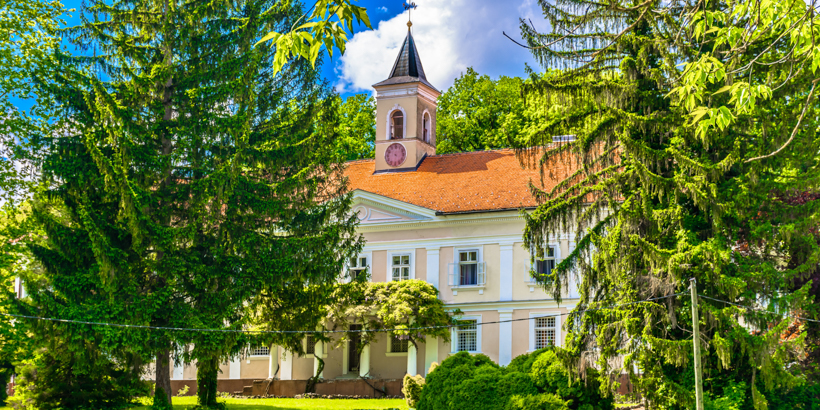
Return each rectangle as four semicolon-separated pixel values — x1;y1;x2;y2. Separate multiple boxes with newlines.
388;250;415;282
249;346;270;356
450;315;482;353
449;246;485;293
528;313;562;351
386;333;410;357
346;252;371;282
386;104;408;140
303;335;327;358
528;244;560;292
422;109;432;143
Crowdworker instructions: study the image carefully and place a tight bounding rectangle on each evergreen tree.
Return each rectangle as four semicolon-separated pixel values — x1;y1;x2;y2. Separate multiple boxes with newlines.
23;0;361;407
517;0;819;408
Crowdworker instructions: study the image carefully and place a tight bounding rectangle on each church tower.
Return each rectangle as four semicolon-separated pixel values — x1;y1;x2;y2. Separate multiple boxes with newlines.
372;23;440;173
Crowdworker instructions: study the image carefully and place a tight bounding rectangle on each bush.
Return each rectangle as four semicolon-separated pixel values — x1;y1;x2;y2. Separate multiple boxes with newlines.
403;374;425;408
152;386;171;410
416;352;498;410
9;350;148;410
176;384;190;397
416;348;614;410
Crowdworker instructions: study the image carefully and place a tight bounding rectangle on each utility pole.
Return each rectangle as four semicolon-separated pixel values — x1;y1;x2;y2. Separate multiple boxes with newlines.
690;278;704;410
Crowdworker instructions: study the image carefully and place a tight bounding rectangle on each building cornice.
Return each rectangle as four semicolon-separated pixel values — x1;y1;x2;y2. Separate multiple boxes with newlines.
443;298;580;312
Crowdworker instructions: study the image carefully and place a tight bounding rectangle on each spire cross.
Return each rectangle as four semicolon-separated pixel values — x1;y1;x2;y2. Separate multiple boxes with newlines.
403;2;418;28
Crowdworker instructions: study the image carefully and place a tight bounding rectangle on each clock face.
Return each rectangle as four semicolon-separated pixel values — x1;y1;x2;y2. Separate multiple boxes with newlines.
385;143;407;167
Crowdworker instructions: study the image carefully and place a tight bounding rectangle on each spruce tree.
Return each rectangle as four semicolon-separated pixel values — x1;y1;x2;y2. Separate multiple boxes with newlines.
24;0;361;407
518;0;819;407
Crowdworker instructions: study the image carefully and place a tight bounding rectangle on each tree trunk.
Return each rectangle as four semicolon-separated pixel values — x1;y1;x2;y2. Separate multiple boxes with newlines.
155;348;173;407
196;356;219;407
305;356;324;393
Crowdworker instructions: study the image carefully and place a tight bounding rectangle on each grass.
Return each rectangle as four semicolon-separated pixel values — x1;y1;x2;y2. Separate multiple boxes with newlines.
132;396;409;410
0;396;408;410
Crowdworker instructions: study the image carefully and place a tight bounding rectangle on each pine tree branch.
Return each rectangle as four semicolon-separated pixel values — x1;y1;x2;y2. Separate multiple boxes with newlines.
744;79;818;163
589;2;653;61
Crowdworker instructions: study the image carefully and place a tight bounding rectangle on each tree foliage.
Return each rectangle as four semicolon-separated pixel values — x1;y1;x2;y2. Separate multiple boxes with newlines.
516;0;820;408
0;0;65;205
332;93;375;160
17;0;362;408
435;68;530;154
324;279;456;354
256;0;371;73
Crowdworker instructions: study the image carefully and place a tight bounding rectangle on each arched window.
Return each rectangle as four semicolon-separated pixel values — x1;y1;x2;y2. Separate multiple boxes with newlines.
423;112;431;143
390;111;404;139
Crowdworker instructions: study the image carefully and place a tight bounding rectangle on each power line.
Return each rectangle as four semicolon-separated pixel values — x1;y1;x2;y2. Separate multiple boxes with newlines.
0;292;686;334
698;294;820;324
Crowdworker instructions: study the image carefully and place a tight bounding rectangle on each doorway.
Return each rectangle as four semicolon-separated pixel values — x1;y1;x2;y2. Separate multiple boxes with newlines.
348;324;361;373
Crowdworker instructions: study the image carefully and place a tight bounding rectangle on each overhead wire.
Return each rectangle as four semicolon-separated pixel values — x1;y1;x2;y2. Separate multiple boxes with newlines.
0;292;687;334
3;291;815;335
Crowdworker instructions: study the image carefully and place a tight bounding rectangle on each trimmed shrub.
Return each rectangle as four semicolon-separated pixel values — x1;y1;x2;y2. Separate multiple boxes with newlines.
403;374;425;408
416;352;498;410
417;348;614;410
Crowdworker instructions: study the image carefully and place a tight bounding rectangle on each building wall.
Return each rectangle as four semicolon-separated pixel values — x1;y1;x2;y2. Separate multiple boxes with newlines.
170;208;579;384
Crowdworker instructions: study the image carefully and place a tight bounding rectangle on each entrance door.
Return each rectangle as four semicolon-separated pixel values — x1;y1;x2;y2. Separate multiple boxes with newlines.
348;324;362;373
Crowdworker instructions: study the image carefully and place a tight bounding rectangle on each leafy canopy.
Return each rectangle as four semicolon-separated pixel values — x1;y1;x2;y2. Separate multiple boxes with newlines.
516;0;820;408
256;0;372;73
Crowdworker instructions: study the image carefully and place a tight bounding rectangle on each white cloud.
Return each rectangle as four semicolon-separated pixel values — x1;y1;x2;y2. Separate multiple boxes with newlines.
378;6;388;13
335;0;546;94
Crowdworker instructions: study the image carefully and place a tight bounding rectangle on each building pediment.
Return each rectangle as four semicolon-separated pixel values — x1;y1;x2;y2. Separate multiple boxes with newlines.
351;190;436;225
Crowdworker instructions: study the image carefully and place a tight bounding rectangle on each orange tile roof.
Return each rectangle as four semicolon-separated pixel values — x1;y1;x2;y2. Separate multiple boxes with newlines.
344;148;576;214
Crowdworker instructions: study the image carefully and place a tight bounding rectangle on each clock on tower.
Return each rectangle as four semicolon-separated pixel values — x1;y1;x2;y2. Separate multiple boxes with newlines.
385;143;407;167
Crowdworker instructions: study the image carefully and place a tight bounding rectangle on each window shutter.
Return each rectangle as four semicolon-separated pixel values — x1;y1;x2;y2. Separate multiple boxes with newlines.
477;262;486;285
448;263;457;286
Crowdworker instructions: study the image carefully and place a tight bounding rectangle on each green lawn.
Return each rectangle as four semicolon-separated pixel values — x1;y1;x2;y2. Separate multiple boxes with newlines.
132;396;408;410
0;396;408;410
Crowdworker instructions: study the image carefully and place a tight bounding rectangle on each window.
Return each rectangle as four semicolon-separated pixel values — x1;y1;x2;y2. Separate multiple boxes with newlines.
534;317;556;349
455;320;478;352
530;246;556;283
391;254;411;281
459;250;478;285
349;255;368;280
552;135;576;142
306;335;315;355
423;112;431;143
390;334;409;353
391;111;404;139
250;346;270;356
450;249;485;287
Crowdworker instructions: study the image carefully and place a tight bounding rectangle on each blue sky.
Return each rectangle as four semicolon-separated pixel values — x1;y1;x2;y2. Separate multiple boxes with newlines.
49;0;547;98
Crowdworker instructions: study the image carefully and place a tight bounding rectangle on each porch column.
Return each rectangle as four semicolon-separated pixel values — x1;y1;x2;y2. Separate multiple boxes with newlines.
279;348;293;380
426;248;440;289
229;356;241;380
314;340;324;379
407;343;418;376
268;346;275;379
172;359;183;380
499;243;514;301
359;343;371;378
498;309;513;366
424;337;438;376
